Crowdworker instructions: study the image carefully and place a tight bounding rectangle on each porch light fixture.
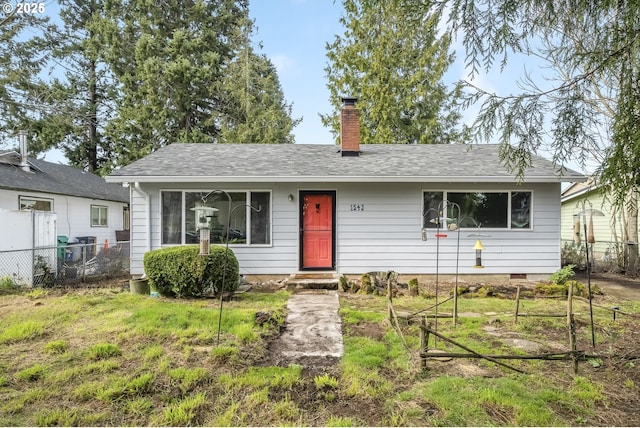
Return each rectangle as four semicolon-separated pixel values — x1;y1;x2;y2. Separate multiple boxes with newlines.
288;194;294;202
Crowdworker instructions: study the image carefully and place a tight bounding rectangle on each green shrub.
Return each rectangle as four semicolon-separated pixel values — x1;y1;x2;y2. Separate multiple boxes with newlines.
143;245;239;298
550;264;575;285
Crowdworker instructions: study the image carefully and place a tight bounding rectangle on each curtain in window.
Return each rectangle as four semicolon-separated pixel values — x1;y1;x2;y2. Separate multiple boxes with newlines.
162;192;182;244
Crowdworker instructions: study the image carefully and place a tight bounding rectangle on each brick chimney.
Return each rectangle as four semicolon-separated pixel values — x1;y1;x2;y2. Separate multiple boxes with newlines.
340;97;360;156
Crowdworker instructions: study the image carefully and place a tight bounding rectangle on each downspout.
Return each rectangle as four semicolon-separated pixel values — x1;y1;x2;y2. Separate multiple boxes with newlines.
134;182;152;259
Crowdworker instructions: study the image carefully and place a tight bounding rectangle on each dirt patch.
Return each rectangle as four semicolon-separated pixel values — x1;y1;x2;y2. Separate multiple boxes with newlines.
574;270;640;301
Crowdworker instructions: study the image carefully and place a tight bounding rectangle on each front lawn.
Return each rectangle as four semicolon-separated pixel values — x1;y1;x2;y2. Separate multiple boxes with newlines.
0;285;638;426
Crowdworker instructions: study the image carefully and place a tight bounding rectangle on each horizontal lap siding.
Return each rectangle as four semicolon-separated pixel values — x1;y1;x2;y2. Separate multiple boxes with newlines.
136;182;299;276
0;188;127;246
561;191;624;257
130;186;147;275
130;181;562;277
336;182;561;275
228;186;298;274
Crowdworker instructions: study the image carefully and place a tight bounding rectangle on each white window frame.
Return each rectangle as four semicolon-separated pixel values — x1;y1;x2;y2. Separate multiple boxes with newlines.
19;195;53;211
91;205;108;227
422;190;533;230
160;189;273;247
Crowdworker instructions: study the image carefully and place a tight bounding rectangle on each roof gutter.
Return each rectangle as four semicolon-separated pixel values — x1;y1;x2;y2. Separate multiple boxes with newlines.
561;184;599;203
134;182;151;258
106;174;587;184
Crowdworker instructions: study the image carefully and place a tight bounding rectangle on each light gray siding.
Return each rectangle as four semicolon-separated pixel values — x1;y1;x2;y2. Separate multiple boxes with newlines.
129;181;562;277
336;182;560;275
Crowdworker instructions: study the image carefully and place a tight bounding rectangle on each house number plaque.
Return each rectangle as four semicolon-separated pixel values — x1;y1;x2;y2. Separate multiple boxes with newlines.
350;203;365;212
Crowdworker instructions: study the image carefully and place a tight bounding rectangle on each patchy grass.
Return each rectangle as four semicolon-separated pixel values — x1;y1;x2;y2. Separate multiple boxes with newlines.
0;320;46;344
0;285;638;426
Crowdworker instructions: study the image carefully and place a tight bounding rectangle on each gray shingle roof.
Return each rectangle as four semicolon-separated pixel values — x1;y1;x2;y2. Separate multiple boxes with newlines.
0;153;129;202
106;143;586;183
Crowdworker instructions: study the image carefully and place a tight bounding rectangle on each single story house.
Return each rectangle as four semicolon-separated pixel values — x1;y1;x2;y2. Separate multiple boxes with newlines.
0;147;130;251
106;99;586;281
561;178;638;262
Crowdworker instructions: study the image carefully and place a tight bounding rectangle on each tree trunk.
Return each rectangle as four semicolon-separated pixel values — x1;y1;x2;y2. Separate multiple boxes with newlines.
626;188;638;274
88;57;98;172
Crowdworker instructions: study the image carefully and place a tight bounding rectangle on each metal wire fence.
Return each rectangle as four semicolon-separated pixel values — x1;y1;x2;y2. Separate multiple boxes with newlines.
0;241;130;287
561;239;639;274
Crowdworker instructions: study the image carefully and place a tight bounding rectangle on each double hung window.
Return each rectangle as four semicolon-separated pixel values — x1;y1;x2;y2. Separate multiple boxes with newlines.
91;205;108;227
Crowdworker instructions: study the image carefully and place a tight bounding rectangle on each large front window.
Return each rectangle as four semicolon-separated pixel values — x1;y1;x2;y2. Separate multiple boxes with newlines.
423;191;531;229
161;190;271;245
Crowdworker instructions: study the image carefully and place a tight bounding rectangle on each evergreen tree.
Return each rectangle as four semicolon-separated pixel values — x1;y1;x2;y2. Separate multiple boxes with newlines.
39;0;118;173
2;0;302;172
440;1;640;193
441;0;640;273
0;12;49;152
217;26;301;144
322;0;464;145
103;0;249;165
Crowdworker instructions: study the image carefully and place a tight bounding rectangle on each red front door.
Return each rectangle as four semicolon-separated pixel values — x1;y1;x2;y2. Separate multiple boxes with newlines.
301;192;334;270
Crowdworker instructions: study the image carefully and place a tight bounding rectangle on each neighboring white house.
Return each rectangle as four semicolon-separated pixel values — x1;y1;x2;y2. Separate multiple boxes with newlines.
0;150;130;251
106;99;586;281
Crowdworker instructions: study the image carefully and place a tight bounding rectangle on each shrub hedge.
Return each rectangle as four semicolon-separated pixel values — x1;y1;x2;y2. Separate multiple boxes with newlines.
143;245;239;298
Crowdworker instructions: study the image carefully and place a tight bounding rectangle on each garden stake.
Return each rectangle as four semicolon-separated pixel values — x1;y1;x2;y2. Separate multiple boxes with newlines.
197;190;232;347
198;190;261;346
514;286;521;324
576;200;604;348
216;202;262;345
567;281;574;327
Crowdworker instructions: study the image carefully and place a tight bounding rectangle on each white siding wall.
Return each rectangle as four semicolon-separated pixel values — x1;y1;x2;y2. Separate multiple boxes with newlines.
336;182;560;275
0;189;128;245
130;181;562;277
130;185;149;275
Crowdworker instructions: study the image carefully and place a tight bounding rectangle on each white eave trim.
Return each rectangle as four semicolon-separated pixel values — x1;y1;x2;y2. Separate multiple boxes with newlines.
561;185;600;203
106;174;587;184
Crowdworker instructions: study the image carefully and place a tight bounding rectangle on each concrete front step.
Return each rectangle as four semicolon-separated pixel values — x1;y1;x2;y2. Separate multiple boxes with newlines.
287;273;340;290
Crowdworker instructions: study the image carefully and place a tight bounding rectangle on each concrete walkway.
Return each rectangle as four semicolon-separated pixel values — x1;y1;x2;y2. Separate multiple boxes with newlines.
270;290;344;366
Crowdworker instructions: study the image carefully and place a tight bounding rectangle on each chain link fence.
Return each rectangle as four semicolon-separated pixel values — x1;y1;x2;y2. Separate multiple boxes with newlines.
562;239;639;274
0;241;130;287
